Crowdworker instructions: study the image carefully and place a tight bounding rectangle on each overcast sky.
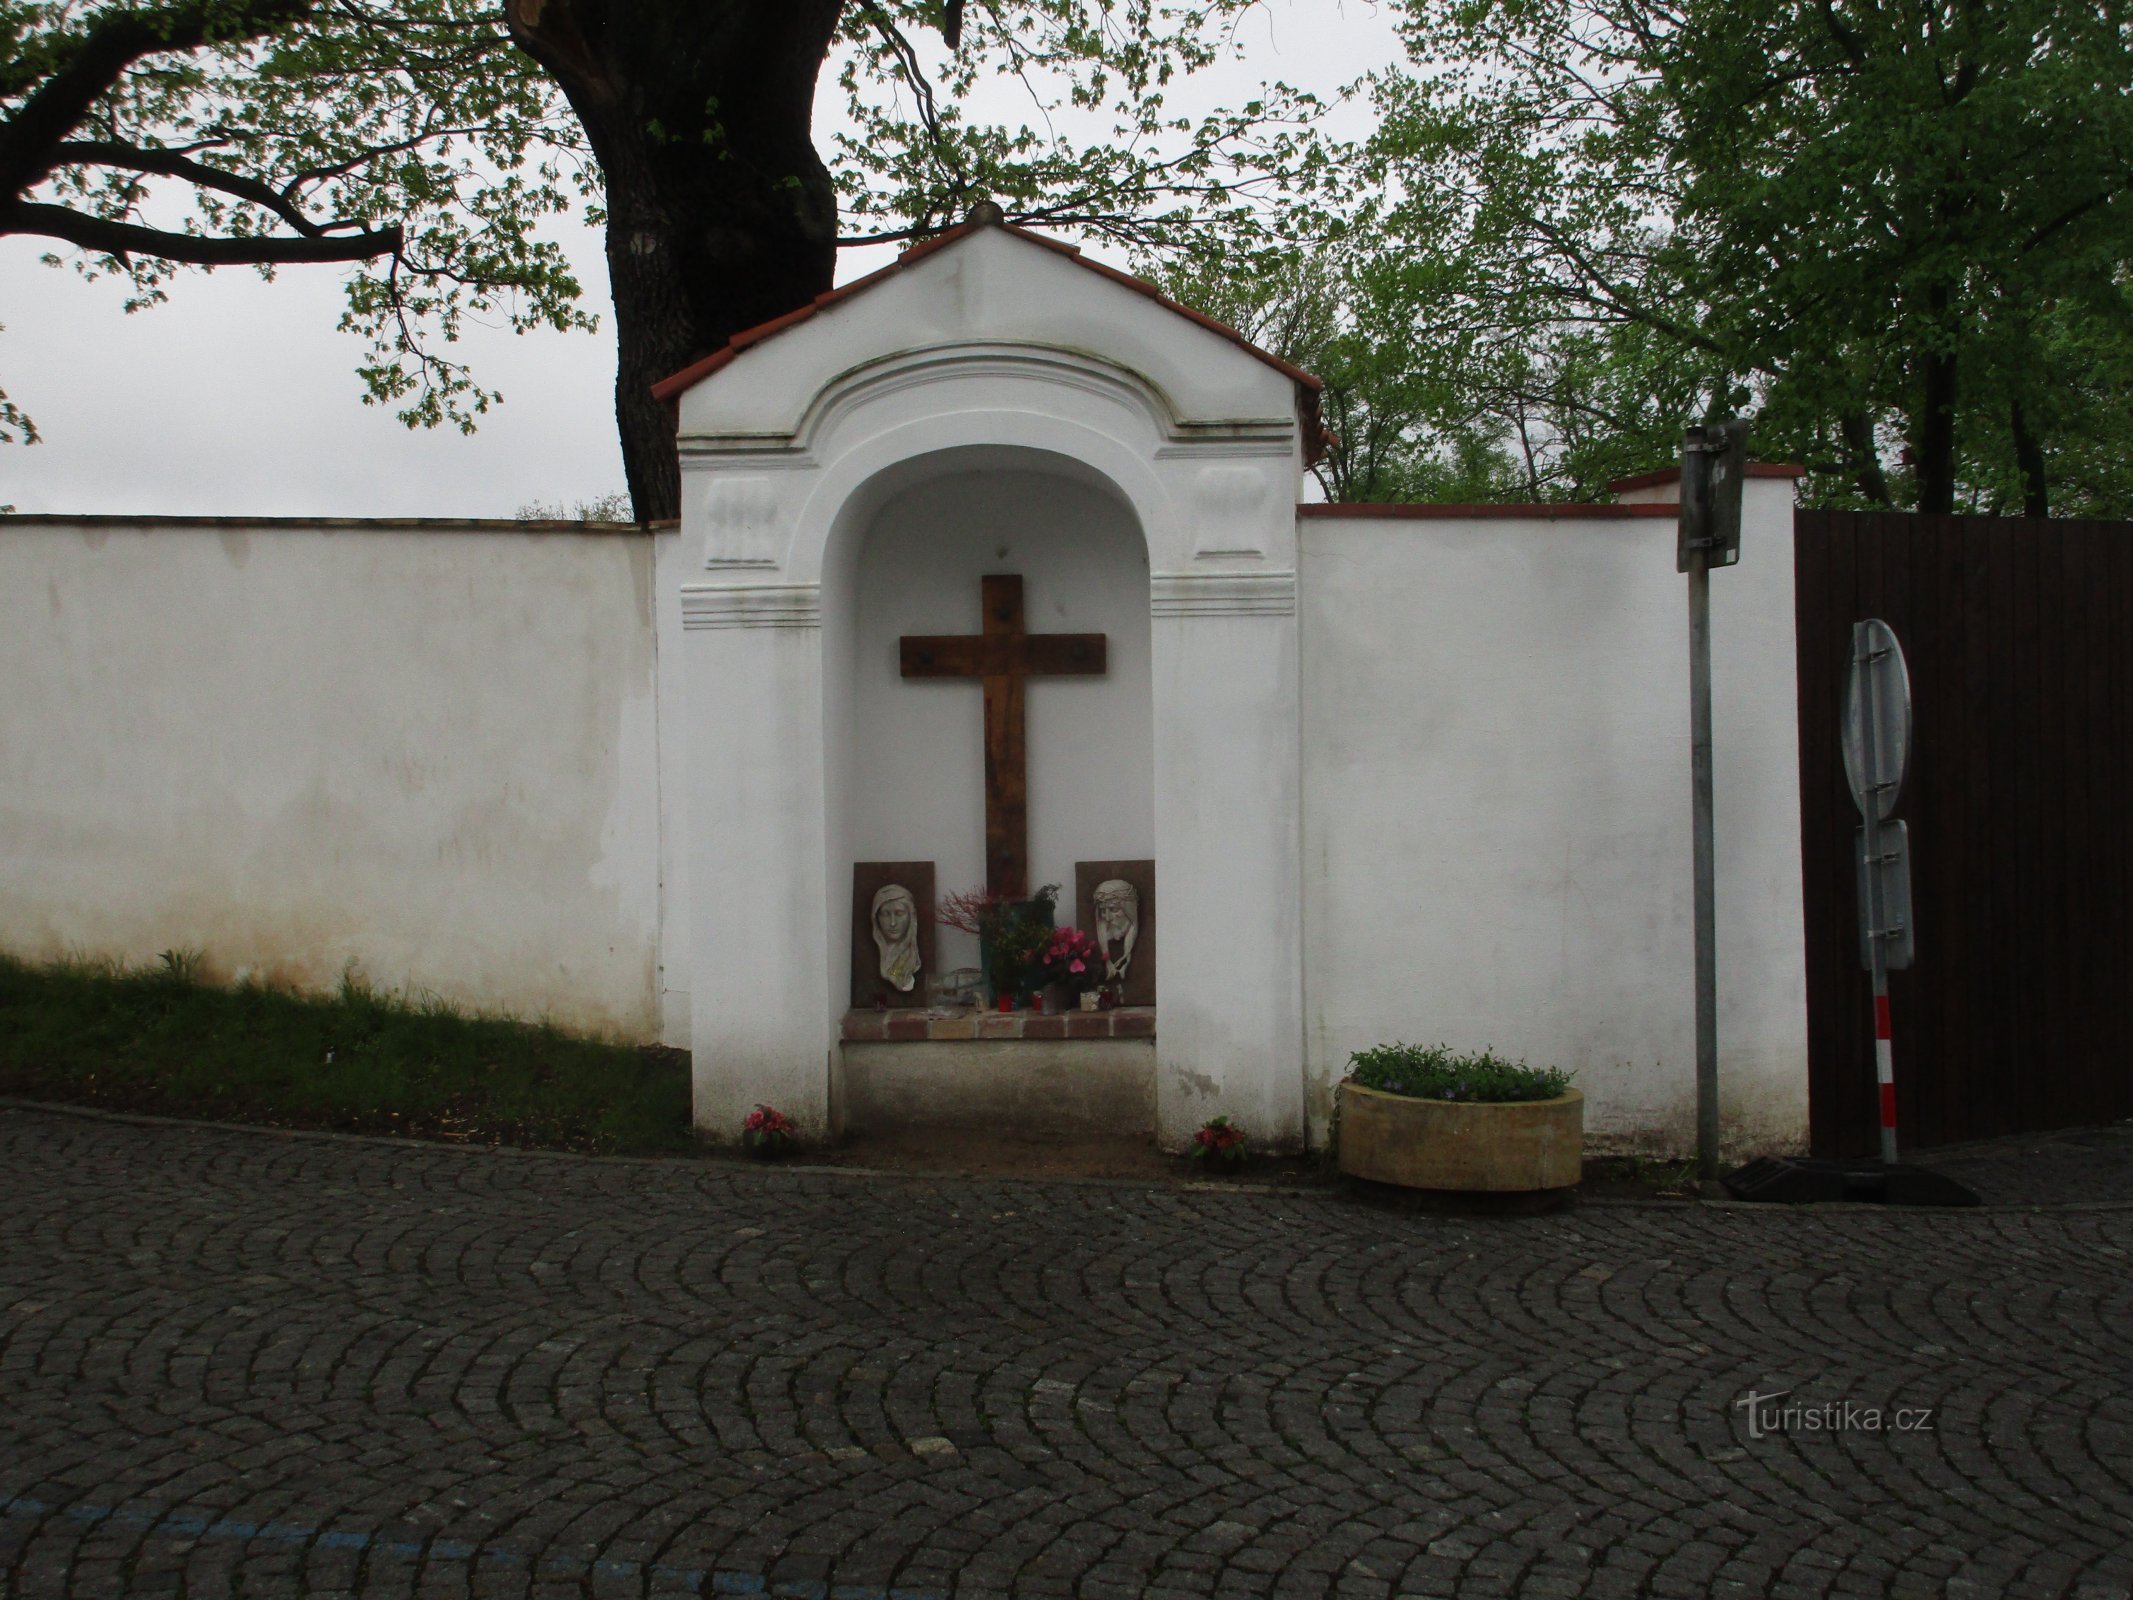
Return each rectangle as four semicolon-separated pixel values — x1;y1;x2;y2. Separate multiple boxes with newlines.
0;3;1403;518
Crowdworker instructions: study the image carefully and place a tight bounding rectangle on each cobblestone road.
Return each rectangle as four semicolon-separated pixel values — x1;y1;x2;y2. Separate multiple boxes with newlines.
3;1107;2130;1600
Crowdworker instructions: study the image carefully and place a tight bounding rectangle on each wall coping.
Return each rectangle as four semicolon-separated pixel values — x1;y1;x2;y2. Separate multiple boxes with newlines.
0;514;676;535
1609;461;1808;495
1298;502;1679;522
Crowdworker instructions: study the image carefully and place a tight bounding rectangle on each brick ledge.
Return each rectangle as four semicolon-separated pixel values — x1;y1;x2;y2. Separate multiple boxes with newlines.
843;1007;1155;1042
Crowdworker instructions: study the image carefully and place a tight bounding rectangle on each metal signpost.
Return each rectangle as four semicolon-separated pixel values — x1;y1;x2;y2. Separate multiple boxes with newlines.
1680;419;1750;1180
1843;618;1914;1163
1707;536;1974;1201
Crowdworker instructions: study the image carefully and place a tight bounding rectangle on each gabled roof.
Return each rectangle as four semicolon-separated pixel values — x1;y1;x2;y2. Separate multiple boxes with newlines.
652;214;1330;464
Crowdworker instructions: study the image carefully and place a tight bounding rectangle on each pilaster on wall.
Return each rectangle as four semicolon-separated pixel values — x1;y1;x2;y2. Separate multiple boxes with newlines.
1148;567;1306;1152
680;580;832;1139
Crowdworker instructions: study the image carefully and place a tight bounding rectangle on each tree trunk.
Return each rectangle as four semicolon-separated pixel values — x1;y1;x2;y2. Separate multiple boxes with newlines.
504;0;845;520
2010;398;2049;518
1838;410;1893;506
1913;345;1958;514
1911;278;1959;514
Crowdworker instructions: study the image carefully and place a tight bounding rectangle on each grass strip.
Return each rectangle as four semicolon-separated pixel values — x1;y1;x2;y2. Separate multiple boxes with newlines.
0;952;693;1155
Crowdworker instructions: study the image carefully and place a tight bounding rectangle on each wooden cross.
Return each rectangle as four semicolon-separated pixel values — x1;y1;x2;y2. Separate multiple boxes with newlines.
900;574;1107;895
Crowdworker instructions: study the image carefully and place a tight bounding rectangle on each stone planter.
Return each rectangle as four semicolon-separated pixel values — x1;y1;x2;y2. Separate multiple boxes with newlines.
1337;1083;1583;1191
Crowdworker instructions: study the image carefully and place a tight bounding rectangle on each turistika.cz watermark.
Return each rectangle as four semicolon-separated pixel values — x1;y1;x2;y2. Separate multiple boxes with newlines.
1735;1388;1935;1440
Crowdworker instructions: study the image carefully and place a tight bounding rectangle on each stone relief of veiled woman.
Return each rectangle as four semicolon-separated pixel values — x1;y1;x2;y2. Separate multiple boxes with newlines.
871;882;922;992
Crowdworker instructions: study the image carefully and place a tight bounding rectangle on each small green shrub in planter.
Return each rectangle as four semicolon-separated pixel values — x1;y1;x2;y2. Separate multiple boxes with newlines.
1340;1044;1581;1191
1347;1043;1571;1104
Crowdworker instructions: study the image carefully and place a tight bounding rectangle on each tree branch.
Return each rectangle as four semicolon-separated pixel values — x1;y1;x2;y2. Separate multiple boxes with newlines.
8;201;401;265
0;0;317;201
2022;180;2130;254
1818;0;1869;68
858;1;952;178
51;139;338;235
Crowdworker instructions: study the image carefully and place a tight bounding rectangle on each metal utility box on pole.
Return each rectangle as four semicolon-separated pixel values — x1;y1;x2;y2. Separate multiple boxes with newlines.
1680;418;1749;1180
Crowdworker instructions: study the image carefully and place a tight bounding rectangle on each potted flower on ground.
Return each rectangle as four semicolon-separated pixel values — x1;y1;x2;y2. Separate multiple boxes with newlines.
1189;1115;1247;1171
1338;1044;1581;1192
741;1104;797;1158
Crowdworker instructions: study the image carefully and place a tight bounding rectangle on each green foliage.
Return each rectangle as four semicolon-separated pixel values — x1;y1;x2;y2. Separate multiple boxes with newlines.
1347;1043;1572;1104
1360;0;2133;514
0;951;693;1154
1140;241;1530;503
515;491;632;521
3;0;594;436
4;0;1338;458
830;0;1336;255
1139;142;1743;503
987;883;1058;994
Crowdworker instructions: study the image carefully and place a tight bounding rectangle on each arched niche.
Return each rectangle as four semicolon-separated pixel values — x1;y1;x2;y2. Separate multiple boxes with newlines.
819;445;1153;989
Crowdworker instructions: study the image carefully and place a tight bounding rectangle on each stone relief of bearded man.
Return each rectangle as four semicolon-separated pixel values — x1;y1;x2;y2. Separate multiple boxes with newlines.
1093;878;1139;983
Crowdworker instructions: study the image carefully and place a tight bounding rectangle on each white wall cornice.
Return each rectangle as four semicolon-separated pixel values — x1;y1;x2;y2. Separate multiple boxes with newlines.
1149;569;1298;618
679;584;822;630
677;343;1295;461
1152;439;1298;461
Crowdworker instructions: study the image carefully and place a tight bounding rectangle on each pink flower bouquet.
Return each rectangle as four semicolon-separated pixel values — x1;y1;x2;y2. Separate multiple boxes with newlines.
741;1104;797;1157
1040;926;1105;993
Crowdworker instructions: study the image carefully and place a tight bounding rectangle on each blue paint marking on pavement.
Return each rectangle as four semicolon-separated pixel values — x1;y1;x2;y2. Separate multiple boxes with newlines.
1;1492;937;1599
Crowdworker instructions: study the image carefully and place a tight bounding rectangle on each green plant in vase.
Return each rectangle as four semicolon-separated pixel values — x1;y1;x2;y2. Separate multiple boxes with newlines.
1338;1044;1582;1192
936;883;1058;1008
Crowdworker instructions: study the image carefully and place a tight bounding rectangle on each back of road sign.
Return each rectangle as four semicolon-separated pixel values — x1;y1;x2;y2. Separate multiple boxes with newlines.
1842;619;1911;821
1857;819;1915;971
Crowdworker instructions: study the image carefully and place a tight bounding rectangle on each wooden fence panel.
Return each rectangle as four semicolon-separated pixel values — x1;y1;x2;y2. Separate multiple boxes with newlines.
1794;510;2133;1154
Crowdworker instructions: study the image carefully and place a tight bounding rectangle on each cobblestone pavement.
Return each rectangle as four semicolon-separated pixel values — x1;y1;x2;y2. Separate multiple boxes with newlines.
3;1107;2130;1600
1924;1120;2133;1207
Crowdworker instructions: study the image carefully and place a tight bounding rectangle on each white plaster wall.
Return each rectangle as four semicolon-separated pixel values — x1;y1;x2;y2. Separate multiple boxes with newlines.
653;522;694;1045
1297;481;1809;1157
847;468;1153;978
0;518;665;1037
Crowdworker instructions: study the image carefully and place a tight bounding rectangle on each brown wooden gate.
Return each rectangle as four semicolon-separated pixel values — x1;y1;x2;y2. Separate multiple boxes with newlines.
1794;510;2133;1154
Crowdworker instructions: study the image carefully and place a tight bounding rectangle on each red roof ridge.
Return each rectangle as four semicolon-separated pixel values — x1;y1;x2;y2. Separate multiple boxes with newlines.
651;215;1328;462
1609;462;1808;495
1299;501;1680;521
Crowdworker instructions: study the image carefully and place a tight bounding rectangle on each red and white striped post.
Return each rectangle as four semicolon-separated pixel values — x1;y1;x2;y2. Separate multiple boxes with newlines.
1872;989;1898;1163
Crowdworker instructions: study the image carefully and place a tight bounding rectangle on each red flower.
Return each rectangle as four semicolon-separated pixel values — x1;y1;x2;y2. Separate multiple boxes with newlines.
1191;1116;1244;1157
744;1104;794;1137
